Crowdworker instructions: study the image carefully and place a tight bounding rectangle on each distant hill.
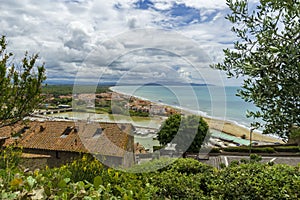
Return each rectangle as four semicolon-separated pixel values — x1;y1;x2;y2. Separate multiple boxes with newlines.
45;80;214;87
114;82;214;86
45;80;117;86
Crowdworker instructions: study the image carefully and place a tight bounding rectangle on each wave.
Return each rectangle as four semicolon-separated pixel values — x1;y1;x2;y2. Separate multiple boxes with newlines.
110;86;263;134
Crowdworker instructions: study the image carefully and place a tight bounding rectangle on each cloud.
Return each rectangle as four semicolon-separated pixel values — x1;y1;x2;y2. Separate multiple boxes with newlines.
0;0;256;85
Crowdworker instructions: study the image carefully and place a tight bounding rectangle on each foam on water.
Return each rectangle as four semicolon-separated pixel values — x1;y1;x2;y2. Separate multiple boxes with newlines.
110;85;263;131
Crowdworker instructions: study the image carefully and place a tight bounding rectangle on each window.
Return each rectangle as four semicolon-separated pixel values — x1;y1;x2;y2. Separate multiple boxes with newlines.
61;126;73;138
93;128;104;138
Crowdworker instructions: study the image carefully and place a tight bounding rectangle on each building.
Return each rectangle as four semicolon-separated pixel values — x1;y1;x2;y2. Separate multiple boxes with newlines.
0;121;135;169
58;104;71;109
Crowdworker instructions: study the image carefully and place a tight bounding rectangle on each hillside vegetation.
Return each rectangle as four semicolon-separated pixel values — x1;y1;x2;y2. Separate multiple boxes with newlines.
1;149;299;199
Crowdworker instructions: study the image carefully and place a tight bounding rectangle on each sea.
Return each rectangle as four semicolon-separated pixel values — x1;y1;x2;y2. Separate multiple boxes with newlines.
110;85;263;131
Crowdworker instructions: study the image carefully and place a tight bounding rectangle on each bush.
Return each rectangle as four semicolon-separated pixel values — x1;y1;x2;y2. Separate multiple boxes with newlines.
209;148;221;153
223;147;275;153
129;110;149;117
166;158;215;175
210;163;300;199
289;127;300;140
153;146;163;151
250;147;275;153
0;149;299;199
229;160;240;167
65;155;105;183
240;158;249;164
274;146;300;152
150;171;207;199
249;154;262;162
0;146;22;170
219;163;226;169
128;157;175;173
222;147;248;153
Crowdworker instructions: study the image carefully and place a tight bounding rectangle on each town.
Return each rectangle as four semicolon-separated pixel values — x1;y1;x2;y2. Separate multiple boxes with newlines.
1;85;299;172
0;0;299;198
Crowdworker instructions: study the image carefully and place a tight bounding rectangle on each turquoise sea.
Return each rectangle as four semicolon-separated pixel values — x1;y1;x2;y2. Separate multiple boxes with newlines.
110;85;262;129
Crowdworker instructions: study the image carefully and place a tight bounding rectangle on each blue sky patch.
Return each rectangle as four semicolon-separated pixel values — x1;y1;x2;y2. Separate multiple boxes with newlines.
133;0;212;28
134;0;154;10
167;3;200;20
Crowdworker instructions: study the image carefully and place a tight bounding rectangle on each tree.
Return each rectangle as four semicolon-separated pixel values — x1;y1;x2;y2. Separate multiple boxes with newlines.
157;114;209;153
288;127;300;145
212;0;300;138
0;35;46;128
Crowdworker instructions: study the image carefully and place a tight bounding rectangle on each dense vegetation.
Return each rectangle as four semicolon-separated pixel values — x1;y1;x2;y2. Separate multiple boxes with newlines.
0;36;46;128
1;149;299;199
290;128;300;141
157;114;210;153
222;145;300;153
42;85;112;97
212;0;300;137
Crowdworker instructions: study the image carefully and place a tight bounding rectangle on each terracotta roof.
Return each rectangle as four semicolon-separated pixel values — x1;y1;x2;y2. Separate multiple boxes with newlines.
0;122;27;138
0;121;133;157
77;122;132;157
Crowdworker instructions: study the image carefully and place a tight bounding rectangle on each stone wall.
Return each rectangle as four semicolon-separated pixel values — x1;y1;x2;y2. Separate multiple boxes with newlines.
20;148;132;170
20;157;49;171
123;135;135;167
21;148;82;169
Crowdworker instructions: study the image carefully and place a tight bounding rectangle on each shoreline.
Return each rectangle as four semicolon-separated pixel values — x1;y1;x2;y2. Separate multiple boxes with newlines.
110;87;283;144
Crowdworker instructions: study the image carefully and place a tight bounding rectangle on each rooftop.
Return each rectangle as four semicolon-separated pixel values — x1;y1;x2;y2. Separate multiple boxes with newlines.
0;121;133;157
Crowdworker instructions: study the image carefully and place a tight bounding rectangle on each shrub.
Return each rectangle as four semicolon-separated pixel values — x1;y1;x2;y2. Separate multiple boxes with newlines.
229;160;240;167
166;158;215;175
0;146;22;170
223;147;275;153
0;149;299;199
274;146;300;152
129;110;149;117
219;163;226;169
240;158;249;164
153;146;163;151
64;154;105;183
128;157;175;173
210;163;300;199
209;148;221;153
150;171;207;199
289;127;300;140
249;154;262;163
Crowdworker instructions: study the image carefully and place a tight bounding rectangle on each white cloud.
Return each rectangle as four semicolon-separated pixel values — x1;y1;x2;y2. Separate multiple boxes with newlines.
0;0;249;85
175;0;227;9
153;1;174;10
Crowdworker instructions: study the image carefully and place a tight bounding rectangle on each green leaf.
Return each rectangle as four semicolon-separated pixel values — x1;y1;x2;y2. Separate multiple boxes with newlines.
93;176;103;188
57;179;67;189
27;176;36;188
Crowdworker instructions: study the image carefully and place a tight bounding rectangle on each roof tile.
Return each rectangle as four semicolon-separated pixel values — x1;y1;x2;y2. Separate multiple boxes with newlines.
0;121;133;157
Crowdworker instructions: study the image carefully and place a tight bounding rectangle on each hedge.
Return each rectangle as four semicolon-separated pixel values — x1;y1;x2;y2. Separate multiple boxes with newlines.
274;146;300;152
222;147;275;153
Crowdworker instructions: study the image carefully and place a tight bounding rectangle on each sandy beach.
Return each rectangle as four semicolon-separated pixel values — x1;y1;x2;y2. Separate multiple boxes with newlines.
203;117;282;143
110;89;283;144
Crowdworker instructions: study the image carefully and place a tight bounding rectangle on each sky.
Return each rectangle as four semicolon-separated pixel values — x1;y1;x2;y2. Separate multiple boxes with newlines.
0;0;258;86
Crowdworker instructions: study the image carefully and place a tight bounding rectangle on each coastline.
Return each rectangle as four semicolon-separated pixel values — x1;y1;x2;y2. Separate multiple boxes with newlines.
203;117;282;143
109;87;283;144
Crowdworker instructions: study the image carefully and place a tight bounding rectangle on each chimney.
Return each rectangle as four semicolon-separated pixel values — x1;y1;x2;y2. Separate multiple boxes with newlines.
40;125;45;132
121;125;126;131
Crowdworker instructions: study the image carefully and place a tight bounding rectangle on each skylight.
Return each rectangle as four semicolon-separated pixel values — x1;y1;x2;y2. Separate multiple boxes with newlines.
93;128;104;138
